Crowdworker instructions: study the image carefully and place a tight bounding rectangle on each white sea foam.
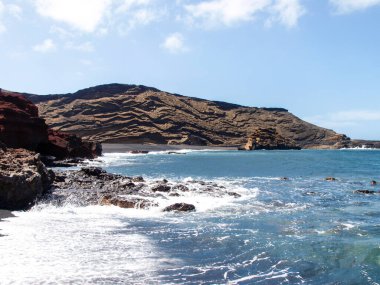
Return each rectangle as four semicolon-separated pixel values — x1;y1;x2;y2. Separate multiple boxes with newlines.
0;176;260;284
84;149;226;167
0;206;179;284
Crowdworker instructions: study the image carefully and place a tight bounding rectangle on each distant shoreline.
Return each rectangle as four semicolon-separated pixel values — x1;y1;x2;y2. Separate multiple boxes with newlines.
101;143;237;153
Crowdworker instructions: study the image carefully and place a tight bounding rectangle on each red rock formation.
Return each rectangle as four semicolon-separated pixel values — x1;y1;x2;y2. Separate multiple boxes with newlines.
37;129;102;159
0;89;101;159
0;89;48;149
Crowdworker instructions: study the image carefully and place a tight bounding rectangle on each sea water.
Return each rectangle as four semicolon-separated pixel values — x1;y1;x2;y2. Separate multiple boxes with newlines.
1;150;380;284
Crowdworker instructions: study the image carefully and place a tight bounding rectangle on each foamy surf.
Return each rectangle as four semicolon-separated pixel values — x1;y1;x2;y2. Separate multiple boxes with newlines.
0;206;179;285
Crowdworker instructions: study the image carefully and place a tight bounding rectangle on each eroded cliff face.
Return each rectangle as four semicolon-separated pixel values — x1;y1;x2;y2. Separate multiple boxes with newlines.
0;89;48;149
0;89;101;158
23;83;350;149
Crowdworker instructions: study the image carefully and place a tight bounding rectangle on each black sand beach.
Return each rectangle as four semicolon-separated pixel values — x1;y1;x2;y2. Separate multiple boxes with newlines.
102;143;236;153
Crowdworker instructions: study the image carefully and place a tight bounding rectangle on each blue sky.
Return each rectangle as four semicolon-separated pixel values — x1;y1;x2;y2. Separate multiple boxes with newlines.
0;0;380;140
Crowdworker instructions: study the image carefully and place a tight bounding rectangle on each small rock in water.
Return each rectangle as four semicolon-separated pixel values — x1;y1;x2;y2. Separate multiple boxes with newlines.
227;192;241;198
304;191;317;196
132;176;145;182
325;177;336;181
130;150;149;154
163;203;195;212
151;184;171;192
81;167;105;177
172;184;189;192
354;190;377;194
100;195;154;209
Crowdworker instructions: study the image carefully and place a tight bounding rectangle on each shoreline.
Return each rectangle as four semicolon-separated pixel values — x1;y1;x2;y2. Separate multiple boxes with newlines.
101;143;237;153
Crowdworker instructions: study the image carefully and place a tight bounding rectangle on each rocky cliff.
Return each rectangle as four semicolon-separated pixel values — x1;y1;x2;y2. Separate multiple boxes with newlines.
0;89;102;158
0;89;48;149
22;83;350;149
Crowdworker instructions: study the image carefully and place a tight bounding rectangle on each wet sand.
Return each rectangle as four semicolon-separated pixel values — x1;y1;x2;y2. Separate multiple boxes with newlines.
102;143;237;153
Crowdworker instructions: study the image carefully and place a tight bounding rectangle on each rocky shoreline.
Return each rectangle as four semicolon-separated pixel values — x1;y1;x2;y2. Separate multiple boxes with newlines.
43;166;242;212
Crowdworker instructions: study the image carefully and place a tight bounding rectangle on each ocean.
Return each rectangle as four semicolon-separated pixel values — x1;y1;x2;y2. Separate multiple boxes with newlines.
1;149;380;284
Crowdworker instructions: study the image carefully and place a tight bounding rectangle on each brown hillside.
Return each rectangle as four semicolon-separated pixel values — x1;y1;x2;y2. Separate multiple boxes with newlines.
21;84;350;149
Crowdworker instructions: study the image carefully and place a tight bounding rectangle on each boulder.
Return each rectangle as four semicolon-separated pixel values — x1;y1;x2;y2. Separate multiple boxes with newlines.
163;203;196;212
172;184;190;192
100;195;155;209
80;167;106;177
0;148;54;210
151;184;171;192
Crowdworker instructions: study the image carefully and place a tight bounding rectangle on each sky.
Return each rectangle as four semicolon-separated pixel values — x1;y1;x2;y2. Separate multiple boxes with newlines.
0;0;380;140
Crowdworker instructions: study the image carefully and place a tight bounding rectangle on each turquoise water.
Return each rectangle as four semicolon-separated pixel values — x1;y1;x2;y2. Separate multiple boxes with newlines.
1;150;380;284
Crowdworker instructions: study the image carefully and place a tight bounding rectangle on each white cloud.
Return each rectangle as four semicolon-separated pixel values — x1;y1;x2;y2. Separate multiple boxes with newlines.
161;32;188;53
0;1;23;33
6;4;22;19
32;0;162;34
65;41;94;52
330;0;380;14
33;0;112;33
127;8;160;29
268;0;306;28
33;38;56;52
116;0;152;13
116;0;165;34
184;0;305;28
185;0;270;28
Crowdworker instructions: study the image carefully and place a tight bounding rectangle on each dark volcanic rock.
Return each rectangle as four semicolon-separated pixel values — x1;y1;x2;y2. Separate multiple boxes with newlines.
0;148;54;210
163;203;196;212
354;190;377;194
100;195;155;209
46;168;240;210
172;184;190;192
23;83;351;149
80;167;106;177
325;177;336;181
151;184;171;192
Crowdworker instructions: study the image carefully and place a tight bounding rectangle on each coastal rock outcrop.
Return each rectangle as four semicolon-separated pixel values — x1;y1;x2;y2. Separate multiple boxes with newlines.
238;128;301;150
22;83;351;149
0;89;101;159
45;167;240;211
38;129;102;159
0;148;54;210
163;203;196;212
100;195;156;209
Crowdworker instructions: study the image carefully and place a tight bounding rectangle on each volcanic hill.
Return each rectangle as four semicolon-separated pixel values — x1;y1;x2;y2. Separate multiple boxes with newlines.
19;83;350;149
